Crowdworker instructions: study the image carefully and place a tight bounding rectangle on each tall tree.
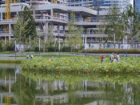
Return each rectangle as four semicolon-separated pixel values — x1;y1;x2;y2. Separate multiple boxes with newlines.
46;27;54;49
13;6;37;43
104;5;125;43
121;5;140;43
66;12;83;52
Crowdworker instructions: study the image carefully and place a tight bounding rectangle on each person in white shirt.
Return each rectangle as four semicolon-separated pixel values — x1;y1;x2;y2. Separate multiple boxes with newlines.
31;54;34;59
110;53;114;62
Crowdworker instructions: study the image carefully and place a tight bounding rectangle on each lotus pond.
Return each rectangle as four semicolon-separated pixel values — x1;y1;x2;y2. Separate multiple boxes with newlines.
1;63;140;105
22;56;140;73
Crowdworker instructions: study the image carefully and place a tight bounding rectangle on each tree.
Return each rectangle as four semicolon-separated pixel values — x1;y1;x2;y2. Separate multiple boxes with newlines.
13;6;37;43
121;5;140;43
13;14;28;43
66;12;83;52
45;27;55;51
104;5;125;44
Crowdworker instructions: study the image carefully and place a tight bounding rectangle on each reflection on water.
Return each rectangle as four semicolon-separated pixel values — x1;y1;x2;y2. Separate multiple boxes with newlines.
0;65;140;105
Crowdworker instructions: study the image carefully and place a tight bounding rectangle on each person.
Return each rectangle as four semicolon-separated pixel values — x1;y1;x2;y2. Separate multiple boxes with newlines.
113;57;117;63
26;55;29;59
31;54;34;59
110;53;114;62
101;55;104;63
116;53;120;62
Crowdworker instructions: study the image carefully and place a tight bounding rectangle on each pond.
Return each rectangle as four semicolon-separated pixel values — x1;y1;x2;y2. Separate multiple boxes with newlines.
0;64;140;105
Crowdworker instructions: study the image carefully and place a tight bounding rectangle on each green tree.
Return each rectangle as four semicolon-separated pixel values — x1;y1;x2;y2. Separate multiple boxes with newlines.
13;6;37;43
104;5;125;44
66;12;83;52
121;5;140;43
46;27;55;51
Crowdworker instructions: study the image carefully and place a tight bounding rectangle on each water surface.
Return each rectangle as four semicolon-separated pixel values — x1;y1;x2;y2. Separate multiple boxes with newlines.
0;64;140;105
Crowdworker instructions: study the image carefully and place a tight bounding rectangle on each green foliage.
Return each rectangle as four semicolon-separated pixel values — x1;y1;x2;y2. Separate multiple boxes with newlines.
46;27;54;47
22;6;37;39
66;12;83;51
0;40;15;51
81;49;140;54
13;6;37;43
104;5;125;41
105;4;140;43
121;5;140;42
21;56;140;73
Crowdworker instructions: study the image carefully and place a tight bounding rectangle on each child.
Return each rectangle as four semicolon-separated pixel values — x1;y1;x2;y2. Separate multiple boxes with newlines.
101;55;104;63
116;53;120;62
113;57;117;63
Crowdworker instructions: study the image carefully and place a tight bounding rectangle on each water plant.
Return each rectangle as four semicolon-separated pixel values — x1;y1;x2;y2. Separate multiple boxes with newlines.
21;56;140;73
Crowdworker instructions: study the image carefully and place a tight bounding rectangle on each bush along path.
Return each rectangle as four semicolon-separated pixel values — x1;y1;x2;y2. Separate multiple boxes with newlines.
21;56;140;74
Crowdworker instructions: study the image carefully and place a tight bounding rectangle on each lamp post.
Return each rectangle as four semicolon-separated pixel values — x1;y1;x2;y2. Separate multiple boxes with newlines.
37;29;41;56
114;33;116;48
39;36;40;56
84;35;87;56
15;40;16;59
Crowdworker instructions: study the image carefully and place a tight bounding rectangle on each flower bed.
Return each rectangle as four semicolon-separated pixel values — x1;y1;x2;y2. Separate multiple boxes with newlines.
21;56;140;73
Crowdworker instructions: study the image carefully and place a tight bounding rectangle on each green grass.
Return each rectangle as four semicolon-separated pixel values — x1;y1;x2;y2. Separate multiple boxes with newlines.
21;56;140;73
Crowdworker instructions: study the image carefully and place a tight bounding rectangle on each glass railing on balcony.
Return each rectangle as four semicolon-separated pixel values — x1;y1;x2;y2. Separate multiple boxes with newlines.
35;14;68;22
0;31;9;33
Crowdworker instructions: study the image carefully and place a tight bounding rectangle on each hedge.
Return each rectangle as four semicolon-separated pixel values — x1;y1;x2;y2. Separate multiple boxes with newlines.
81;49;140;54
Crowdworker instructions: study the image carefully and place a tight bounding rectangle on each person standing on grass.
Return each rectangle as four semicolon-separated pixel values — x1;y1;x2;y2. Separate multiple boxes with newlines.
31;54;34;59
116;53;120;62
101;55;104;63
26;54;29;59
110;53;114;62
113;57;117;63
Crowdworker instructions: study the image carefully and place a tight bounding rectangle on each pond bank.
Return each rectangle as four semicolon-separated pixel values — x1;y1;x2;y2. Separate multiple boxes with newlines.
21;57;140;74
0;59;24;64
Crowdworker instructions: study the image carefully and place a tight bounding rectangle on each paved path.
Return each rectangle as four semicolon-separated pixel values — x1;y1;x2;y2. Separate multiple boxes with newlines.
0;52;139;60
0;52;140;56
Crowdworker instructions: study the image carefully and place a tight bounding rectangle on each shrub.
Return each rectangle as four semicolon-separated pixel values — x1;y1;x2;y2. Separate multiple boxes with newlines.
81;49;140;54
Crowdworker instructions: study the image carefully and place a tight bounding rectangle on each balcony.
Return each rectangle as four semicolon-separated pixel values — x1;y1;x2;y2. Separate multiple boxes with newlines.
82;34;108;38
0;19;16;25
0;3;30;12
34;14;68;23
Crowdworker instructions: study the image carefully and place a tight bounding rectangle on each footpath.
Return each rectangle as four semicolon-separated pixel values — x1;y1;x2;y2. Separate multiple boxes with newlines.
0;52;139;60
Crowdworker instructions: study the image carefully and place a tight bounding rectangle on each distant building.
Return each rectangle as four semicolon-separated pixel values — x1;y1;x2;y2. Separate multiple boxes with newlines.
67;0;133;10
135;0;140;12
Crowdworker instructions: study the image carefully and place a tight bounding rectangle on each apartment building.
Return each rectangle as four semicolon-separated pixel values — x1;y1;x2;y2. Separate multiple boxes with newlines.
0;0;133;48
